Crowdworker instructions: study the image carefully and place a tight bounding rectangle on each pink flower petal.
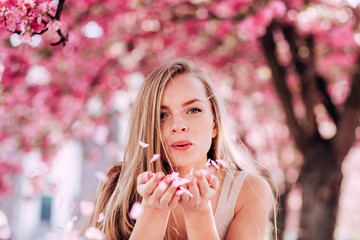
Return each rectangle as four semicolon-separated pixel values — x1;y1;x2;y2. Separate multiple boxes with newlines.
189;168;194;176
129;202;143;220
211;160;220;169
173;178;191;187
178;186;193;198
95;171;108;182
205;159;212;168
0;225;11;239
64;221;74;232
80;200;95;216
97;212;105;223
170;172;179;180
84;227;105;240
150;153;161;163
216;159;228;169
63;229;81;240
138;141;149;148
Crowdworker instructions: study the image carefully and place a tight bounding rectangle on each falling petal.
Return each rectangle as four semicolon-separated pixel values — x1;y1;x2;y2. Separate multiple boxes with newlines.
63;229;81;240
97;212;105;223
216;159;228;169
211;160;220;169
0;225;11;239
173;178;191;187
158;181;167;191
95;171;108;182
138;141;149;148
84;227;105;240
150;154;161;163
205;159;212;168
80;200;95;216
64;221;74;232
170;172;179;180
130;202;143;220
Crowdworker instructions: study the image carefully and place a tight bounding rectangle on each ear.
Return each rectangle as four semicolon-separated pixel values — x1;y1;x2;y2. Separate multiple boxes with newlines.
212;122;218;138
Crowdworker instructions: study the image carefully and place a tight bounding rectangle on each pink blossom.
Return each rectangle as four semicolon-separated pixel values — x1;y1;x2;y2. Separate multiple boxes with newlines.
97;212;105;223
79;200;95;216
0;225;11;240
170;172;180;180
4;11;17;31
84;227;105;240
150;153;160;163
138;140;149;148
173;178;191;187
95;171;108;182
129;202;143;220
47;20;61;31
216;159;228;169
177;186;193;198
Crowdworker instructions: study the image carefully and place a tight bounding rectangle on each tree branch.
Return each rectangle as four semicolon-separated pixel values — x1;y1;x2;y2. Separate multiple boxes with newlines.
316;75;339;125
333;63;360;161
50;0;68;46
282;24;318;137
260;21;306;151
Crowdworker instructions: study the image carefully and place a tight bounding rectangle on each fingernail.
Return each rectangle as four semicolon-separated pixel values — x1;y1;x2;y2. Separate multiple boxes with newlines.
157;173;164;179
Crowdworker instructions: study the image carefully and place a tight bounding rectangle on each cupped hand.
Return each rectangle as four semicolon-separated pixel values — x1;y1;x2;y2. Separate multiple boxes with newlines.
178;170;219;211
136;171;181;210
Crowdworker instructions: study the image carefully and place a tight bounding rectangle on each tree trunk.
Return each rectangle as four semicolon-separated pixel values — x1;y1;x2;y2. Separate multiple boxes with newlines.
298;138;343;240
278;187;290;240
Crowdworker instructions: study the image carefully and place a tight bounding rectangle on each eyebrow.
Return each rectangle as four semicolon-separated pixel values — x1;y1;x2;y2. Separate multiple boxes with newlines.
160;98;203;109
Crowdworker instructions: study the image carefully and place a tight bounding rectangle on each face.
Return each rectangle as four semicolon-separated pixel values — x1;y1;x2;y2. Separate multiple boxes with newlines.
160;73;217;170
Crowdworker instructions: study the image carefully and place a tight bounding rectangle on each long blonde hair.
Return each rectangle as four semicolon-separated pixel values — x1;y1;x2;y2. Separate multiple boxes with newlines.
83;58;261;239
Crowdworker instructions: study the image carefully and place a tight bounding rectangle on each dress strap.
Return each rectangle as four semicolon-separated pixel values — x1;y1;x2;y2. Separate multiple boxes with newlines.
214;169;248;239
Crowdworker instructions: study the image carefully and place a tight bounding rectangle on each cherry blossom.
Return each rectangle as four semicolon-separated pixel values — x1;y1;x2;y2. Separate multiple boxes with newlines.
129;202;143;220
79;200;95;216
150;153;160;163
138;141;149;148
84;227;105;240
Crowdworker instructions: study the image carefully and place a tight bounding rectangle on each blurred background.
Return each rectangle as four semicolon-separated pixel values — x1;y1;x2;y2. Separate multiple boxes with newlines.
0;0;359;239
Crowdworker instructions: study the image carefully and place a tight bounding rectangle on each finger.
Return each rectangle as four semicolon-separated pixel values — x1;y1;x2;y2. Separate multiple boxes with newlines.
187;175;200;200
196;170;209;197
159;178;179;207
207;173;219;190
137;171;154;185
168;190;181;209
137;172;164;198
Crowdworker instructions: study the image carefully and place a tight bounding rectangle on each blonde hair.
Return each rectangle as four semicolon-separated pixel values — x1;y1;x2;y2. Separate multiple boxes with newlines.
83;58;263;239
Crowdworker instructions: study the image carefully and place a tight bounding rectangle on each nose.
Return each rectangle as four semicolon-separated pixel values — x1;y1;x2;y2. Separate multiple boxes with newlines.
171;117;188;133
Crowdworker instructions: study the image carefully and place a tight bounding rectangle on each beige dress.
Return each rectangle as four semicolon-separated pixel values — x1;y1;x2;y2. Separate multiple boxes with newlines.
214;169;248;240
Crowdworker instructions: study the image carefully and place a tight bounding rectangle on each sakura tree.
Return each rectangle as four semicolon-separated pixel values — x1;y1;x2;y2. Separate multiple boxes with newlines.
1;0;360;239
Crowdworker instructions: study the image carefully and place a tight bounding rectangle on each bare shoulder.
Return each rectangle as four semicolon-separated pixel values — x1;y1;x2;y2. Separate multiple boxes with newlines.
225;173;273;239
235;173;273;212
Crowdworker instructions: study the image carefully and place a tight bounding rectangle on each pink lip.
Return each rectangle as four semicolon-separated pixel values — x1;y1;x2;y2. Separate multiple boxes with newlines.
171;141;193;151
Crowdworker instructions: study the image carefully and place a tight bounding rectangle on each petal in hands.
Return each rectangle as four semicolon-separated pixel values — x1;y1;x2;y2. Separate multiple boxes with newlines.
177;186;193;198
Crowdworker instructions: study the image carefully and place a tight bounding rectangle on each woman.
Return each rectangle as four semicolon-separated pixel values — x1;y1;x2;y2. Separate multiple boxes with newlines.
84;58;275;239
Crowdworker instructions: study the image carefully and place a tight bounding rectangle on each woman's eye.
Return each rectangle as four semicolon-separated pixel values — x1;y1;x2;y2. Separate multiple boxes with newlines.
160;113;168;119
187;108;202;114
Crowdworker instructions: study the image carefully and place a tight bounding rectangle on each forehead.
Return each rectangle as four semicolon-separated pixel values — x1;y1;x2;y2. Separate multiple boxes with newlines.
161;73;208;104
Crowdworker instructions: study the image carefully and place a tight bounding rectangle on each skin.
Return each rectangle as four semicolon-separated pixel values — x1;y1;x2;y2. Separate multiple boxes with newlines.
131;73;272;240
